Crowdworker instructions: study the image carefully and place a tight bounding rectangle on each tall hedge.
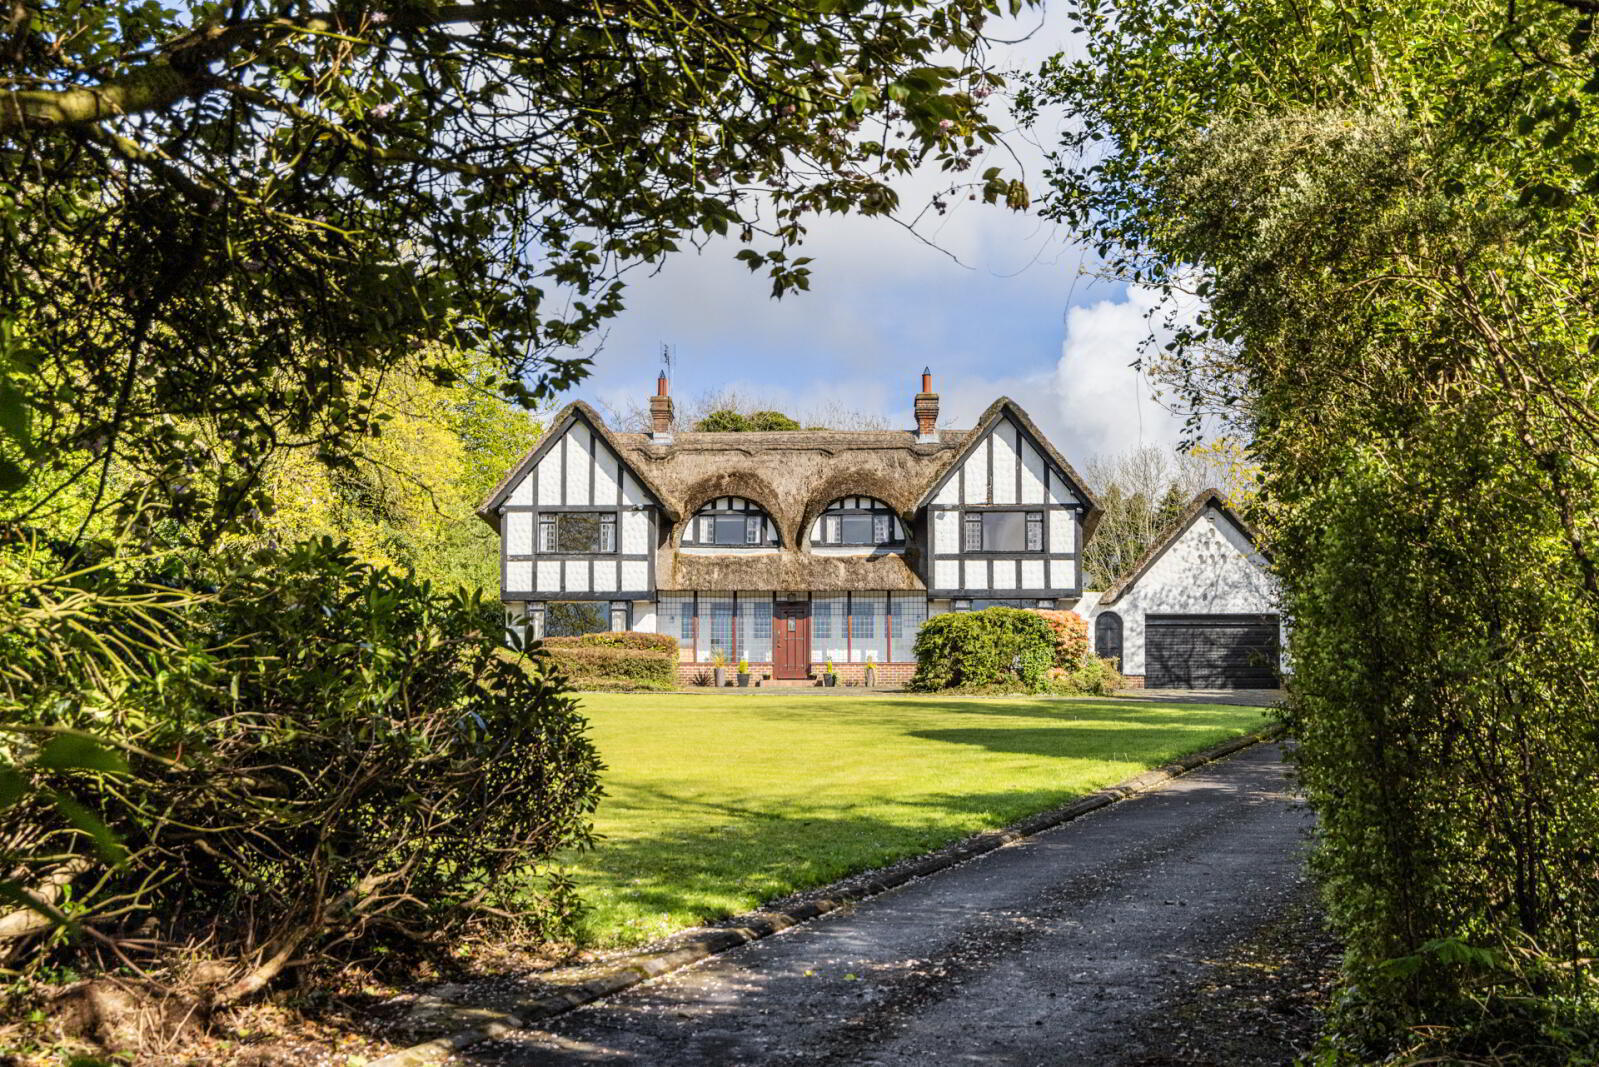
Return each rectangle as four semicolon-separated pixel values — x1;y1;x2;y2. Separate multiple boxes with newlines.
541;645;677;689
908;607;1058;690
1026;0;1599;1052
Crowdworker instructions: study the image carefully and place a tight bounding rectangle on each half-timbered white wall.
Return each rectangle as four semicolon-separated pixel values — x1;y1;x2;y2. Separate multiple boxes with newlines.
497;415;657;601
924;413;1085;599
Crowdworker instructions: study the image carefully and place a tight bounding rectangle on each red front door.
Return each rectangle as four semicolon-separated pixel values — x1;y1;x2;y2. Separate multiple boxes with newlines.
773;601;811;679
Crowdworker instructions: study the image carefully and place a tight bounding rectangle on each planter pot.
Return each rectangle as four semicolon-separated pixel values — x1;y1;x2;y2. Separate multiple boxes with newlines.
823;674;837;687
737;672;751;687
713;668;726;687
864;669;875;688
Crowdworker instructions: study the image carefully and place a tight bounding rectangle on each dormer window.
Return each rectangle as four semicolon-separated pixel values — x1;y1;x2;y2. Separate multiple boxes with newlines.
682;497;778;547
811;497;904;546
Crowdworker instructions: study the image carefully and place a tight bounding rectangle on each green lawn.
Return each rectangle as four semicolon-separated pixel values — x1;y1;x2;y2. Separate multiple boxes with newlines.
560;693;1268;947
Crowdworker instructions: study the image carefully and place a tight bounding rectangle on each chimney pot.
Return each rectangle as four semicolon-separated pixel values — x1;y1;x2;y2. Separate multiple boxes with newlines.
657;372;669;397
914;369;939;441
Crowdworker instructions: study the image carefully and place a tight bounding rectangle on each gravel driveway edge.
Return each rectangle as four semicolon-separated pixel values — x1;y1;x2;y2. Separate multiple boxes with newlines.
369;721;1287;1067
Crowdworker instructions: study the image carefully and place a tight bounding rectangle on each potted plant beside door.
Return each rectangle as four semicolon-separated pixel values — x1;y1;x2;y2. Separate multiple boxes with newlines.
711;650;727;688
822;659;837;687
737;658;751;687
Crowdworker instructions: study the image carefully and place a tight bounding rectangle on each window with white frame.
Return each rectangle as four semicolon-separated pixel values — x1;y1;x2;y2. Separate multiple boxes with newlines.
810;593;848;662
739;594;773;663
681;497;779;547
657;593;694;651
851;592;888;664
811;497;904;547
889;593;929;658
545;601;609;637
701;594;735;662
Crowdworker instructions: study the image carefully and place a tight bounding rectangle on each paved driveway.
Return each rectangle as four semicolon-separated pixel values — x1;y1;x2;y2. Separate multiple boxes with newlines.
457;742;1313;1065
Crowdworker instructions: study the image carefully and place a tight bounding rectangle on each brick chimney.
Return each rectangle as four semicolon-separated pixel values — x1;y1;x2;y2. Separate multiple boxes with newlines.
914;367;939;442
650;371;674;442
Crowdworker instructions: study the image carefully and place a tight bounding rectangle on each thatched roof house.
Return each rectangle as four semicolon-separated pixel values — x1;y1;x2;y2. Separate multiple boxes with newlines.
478;371;1102;678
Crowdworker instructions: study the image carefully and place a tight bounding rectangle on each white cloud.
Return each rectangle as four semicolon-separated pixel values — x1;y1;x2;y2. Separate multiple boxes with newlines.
1050;285;1192;459
551;2;1196;470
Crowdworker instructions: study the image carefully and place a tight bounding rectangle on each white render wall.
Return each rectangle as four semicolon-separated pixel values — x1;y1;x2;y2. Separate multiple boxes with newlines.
1077;507;1279;676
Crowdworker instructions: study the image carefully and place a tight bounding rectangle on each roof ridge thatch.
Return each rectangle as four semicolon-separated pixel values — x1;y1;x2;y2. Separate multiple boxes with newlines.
1097;488;1264;607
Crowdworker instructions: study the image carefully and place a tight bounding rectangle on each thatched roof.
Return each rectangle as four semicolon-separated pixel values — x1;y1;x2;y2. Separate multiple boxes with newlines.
614;427;967;547
665;551;924;592
478;398;1105;594
1098;488;1266;607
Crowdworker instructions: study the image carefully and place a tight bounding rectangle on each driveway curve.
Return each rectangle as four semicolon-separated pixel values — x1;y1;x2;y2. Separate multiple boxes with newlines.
459;742;1312;1066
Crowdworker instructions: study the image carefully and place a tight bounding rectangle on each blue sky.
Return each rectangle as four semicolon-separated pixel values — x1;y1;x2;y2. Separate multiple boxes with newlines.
554;5;1192;465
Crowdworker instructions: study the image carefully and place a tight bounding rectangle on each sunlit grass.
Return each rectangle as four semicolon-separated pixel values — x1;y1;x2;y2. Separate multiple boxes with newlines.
559;693;1267;947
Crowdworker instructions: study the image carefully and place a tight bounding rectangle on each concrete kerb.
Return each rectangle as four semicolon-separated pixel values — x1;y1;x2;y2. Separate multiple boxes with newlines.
368;722;1287;1067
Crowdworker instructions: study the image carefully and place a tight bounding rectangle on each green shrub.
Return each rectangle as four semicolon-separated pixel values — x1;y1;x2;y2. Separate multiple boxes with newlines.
0;538;602;1001
561;630;678;654
908;607;1059;691
541;644;676;689
1053;655;1124;695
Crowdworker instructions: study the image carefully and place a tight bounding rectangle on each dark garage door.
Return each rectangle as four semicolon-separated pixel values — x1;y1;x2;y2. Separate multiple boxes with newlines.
1145;614;1279;689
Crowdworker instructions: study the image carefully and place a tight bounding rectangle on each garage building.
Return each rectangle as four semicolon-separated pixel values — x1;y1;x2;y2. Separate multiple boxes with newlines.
1077;489;1282;689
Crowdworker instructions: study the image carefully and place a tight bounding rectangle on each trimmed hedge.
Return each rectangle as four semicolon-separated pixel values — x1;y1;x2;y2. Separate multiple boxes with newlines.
536;632;678;689
908;607;1058;690
542;630;679;654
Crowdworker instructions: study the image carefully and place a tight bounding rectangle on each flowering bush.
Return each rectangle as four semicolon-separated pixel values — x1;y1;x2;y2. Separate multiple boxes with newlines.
1034;609;1091;670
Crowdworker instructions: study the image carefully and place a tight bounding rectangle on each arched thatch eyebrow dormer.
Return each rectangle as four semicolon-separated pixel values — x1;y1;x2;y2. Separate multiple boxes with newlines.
809;496;906;547
681;496;780;548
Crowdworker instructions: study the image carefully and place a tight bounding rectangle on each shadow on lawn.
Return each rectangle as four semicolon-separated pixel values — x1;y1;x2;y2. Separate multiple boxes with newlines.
905;722;1264;759
568;783;1031;943
733;697;1268;733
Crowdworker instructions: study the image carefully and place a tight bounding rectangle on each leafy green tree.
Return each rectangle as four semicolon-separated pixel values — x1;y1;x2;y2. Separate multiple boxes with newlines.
0;0;1040;1008
1080;446;1204;588
1152;484;1187;532
252;351;542;594
1;0;1027;549
745;410;804;431
695;409;753;432
693;408;804;431
1025;0;1599;1055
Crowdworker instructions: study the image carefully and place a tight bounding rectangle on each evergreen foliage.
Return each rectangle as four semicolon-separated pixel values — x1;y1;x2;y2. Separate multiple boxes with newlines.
0;539;600;1000
694;409;805;432
1025;0;1599;1055
909;608;1060;690
537;631;681;690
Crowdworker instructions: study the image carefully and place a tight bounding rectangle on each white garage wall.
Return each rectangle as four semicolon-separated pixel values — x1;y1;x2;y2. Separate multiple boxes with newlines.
1077;507;1280;677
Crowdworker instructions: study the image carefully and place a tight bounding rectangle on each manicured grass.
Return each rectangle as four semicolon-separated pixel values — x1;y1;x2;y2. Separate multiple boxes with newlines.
561;693;1268;947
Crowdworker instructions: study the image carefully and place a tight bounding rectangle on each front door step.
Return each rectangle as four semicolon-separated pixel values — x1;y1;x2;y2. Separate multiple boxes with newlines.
760;677;818;688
